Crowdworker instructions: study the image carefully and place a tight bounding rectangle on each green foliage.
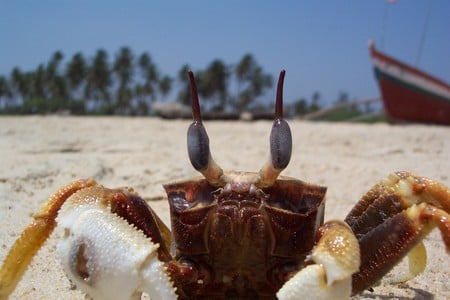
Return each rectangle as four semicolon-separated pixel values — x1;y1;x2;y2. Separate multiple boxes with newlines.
177;64;191;107
1;98;85;115
0;47;382;121
317;107;362;121
234;54;272;111
292;92;322;116
1;47;176;115
198;59;229;111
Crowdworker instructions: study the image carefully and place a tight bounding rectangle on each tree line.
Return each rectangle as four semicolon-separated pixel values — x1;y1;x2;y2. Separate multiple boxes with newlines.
0;47;281;115
0;47;375;120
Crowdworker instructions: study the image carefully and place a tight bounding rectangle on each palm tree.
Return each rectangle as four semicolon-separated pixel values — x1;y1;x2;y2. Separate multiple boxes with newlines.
294;97;309;115
10;67;26;104
46;51;68;104
250;66;272;99
234;54;272;110
46;51;67;99
158;75;172;100
200;59;229;111
46;51;63;80
236;54;254;82
177;64;191;106
133;83;149;115
0;76;12;109
113;47;135;114
114;47;134;86
138;52;159;103
10;68;47;113
115;86;133;114
32;64;47;99
85;49;112;110
310;91;321;112
66;52;87;99
51;75;69;102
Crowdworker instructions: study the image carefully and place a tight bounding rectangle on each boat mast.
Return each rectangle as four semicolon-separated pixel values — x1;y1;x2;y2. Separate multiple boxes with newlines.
380;0;433;68
380;0;399;50
415;0;433;67
380;1;391;50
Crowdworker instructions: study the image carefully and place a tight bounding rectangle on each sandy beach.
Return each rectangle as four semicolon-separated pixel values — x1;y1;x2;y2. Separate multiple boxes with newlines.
0;116;449;299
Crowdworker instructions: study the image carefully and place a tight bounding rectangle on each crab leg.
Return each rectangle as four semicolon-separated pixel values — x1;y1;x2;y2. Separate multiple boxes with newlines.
0;179;96;299
277;221;360;300
344;171;450;294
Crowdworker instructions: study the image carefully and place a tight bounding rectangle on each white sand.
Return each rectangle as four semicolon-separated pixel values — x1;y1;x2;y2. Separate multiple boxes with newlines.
0;116;449;299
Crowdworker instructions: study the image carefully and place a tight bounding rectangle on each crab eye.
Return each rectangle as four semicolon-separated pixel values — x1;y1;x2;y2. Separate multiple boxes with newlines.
187;121;210;171
186;71;224;186
258;70;292;187
270;69;291;169
270;118;292;170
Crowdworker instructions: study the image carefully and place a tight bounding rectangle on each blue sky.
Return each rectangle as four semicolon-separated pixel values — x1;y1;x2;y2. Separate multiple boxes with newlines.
1;0;449;106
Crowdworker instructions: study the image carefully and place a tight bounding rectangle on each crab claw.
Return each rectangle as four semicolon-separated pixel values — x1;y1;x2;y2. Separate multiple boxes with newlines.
277;221;360;300
0;180;177;300
56;186;177;300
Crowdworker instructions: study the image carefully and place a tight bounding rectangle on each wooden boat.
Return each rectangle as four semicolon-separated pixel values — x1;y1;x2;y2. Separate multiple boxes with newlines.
369;41;450;125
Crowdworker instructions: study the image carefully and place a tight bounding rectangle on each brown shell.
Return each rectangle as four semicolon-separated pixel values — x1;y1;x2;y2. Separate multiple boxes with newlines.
163;174;326;299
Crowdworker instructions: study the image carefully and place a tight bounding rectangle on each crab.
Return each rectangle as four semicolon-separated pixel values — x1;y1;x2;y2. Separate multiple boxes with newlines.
1;70;449;300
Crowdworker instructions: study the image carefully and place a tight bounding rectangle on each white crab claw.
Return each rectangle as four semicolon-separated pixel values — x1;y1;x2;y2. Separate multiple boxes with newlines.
310;221;360;285
276;264;352;300
57;199;177;300
277;221;360;300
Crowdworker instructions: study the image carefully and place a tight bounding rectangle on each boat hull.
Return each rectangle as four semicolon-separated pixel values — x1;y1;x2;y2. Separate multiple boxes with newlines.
370;42;450;125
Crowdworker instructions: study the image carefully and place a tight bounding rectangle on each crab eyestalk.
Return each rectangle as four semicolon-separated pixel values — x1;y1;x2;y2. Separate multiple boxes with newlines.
258;70;292;187
187;71;224;186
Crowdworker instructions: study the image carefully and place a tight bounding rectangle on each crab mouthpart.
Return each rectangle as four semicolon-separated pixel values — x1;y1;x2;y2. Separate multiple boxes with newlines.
216;183;267;209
